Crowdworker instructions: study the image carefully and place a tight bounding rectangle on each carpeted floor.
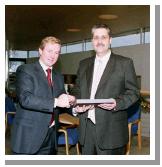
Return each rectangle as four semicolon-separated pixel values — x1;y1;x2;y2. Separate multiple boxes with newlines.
5;126;150;155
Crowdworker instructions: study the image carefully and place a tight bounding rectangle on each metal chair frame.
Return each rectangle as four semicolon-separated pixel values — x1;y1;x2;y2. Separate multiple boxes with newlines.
58;126;80;155
126;108;142;155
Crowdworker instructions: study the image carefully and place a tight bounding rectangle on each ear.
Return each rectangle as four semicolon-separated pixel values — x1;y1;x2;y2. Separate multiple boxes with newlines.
39;48;42;56
109;37;112;45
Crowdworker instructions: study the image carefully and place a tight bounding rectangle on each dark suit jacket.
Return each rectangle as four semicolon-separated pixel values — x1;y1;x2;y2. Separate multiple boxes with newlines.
11;61;65;154
74;52;140;149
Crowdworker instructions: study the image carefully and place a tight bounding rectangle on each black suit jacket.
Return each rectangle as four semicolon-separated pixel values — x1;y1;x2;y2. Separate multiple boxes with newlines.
11;61;65;154
74;52;140;149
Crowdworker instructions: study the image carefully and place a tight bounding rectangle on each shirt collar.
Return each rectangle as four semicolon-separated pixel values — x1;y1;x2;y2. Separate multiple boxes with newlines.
95;50;111;63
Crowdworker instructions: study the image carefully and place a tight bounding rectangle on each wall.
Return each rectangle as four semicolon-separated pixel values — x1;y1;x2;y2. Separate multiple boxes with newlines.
58;44;150;91
113;44;150;91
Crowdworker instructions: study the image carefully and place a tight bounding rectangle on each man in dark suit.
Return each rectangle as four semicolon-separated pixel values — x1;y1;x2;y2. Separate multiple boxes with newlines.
73;24;140;155
11;36;75;155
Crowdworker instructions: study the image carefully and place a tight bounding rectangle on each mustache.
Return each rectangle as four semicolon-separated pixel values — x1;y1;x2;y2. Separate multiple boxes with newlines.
96;43;104;47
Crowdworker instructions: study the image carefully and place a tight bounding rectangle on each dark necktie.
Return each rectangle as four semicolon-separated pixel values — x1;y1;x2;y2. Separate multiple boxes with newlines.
46;68;54;125
46;68;52;87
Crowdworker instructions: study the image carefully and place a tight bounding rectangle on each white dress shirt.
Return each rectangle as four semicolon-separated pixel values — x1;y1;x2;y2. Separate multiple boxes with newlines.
39;59;58;107
39;59;52;79
88;50;111;124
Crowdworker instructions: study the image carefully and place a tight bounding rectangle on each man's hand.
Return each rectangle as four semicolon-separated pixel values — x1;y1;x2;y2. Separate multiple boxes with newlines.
67;94;76;106
97;98;116;110
57;94;70;108
74;105;94;113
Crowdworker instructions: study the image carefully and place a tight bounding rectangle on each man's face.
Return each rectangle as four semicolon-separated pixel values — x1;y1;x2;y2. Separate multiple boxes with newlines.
39;42;61;67
92;28;112;56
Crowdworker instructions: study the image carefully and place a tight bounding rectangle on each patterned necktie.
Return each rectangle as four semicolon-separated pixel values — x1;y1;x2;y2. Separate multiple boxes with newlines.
46;68;54;125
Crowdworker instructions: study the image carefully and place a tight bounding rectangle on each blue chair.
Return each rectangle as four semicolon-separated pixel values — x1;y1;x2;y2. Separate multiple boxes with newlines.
126;102;142;154
58;113;80;155
58;126;80;155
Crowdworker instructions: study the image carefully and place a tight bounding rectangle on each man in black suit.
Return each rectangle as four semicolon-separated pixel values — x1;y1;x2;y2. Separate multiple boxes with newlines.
73;24;140;154
11;36;75;155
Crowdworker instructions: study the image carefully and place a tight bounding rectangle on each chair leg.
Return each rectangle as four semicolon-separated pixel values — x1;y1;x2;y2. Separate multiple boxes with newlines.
137;120;142;150
126;123;132;155
5;112;16;133
64;130;69;155
76;143;80;155
58;128;80;155
58;129;69;155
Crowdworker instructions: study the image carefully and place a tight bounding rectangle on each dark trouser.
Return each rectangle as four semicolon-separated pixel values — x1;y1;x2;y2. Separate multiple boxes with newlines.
81;119;126;155
13;126;56;155
36;126;56;155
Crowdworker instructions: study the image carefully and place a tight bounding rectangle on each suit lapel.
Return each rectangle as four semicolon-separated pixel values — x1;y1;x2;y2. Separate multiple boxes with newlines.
52;69;60;97
96;53;115;95
86;56;95;97
35;61;48;85
36;61;54;96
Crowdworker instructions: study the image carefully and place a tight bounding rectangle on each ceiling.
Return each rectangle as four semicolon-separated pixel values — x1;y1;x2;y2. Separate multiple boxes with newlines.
5;5;150;50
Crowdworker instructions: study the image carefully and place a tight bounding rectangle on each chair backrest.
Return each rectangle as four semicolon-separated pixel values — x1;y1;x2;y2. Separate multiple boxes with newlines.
5;96;16;112
127;102;141;135
5;96;16;125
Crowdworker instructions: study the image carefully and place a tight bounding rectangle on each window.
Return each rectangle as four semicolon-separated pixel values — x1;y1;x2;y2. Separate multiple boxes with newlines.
144;31;150;44
61;45;67;54
111;34;140;48
29;51;39;58
85;40;93;51
9;60;25;73
66;43;82;53
9;29;150;56
9;50;27;58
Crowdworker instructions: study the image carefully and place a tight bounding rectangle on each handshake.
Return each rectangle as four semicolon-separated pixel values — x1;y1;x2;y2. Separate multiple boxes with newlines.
56;94;76;108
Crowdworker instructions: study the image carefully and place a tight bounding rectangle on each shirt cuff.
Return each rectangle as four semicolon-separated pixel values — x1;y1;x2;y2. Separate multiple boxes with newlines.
72;108;78;116
54;98;58;108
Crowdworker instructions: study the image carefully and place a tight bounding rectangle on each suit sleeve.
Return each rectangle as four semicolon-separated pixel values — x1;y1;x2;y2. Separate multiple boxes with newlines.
115;59;140;111
16;66;54;113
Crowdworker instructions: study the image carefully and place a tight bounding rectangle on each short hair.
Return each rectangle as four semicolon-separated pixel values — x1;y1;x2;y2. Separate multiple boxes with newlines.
39;36;61;50
91;24;112;37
